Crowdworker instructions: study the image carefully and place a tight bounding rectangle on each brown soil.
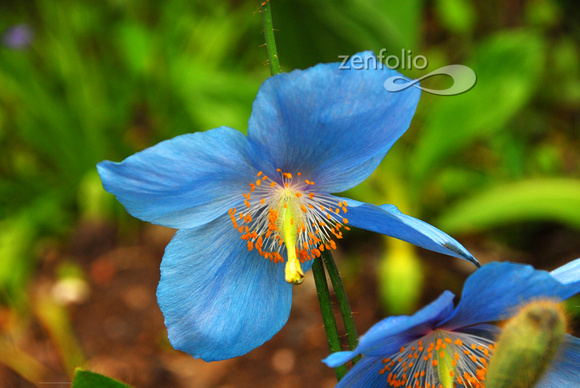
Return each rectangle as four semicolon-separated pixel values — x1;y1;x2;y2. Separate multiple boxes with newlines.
1;221;578;387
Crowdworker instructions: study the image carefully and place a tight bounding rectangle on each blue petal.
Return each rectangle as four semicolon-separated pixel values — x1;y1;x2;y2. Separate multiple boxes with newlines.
537;334;580;387
442;262;580;330
97;127;257;229
156;213;293;361
247;51;421;193
323;349;361;368
340;198;479;266
333;356;387;388
323;291;455;366
455;323;501;341
550;258;580;287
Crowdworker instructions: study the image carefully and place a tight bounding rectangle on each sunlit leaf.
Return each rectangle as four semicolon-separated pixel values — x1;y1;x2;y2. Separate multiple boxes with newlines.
437;178;580;233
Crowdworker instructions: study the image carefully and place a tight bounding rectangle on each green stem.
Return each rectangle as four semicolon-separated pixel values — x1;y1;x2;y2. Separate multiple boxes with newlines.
312;256;347;381
321;250;361;364
258;0;281;76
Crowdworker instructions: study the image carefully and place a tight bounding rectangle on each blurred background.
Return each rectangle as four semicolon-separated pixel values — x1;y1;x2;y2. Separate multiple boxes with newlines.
0;0;578;387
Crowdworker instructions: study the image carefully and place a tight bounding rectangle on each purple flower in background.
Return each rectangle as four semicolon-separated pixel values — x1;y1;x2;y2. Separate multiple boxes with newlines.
2;24;33;49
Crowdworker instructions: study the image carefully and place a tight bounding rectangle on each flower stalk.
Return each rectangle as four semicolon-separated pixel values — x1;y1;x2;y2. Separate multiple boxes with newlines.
321;250;360;364
312;256;348;381
257;0;281;76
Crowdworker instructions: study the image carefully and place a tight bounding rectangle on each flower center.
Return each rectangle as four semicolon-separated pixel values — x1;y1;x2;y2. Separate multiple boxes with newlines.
379;329;496;388
228;170;350;284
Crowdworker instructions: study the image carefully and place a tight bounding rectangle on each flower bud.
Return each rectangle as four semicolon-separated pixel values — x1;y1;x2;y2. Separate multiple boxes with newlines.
485;300;566;387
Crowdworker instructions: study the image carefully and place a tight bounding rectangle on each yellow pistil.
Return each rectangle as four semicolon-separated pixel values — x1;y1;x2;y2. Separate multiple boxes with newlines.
437;345;454;388
280;192;304;285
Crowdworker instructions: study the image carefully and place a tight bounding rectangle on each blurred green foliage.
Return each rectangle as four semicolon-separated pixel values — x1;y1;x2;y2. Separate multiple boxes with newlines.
72;369;131;388
0;2;578;380
0;0;268;305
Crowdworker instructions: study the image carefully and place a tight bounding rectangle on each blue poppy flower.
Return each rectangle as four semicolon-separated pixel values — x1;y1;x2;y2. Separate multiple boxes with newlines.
323;259;580;387
97;52;478;361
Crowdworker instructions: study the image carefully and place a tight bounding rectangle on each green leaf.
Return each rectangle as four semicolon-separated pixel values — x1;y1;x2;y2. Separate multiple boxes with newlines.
435;0;476;34
72;369;132;388
525;0;561;28
0;214;36;304
77;170;116;222
116;22;154;77
364;0;423;50
274;0;422;70
411;31;546;183
437;178;580;233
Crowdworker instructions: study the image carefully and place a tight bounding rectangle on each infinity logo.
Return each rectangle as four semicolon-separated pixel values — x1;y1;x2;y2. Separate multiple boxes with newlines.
384;65;477;96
